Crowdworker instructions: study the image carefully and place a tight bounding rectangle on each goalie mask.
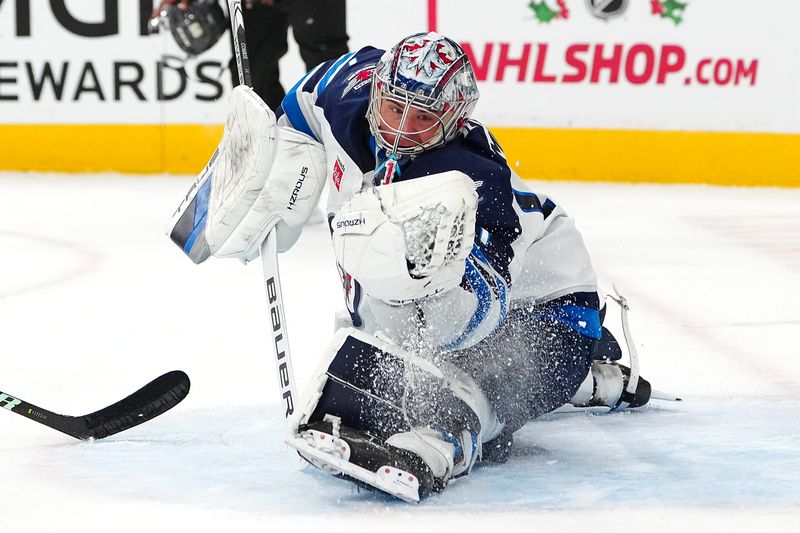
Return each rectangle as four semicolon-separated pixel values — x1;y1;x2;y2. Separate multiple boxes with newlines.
148;1;226;56
367;32;480;156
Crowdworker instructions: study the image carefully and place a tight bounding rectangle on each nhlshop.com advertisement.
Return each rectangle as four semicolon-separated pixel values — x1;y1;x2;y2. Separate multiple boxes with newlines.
434;0;798;185
438;0;790;132
0;0;797;183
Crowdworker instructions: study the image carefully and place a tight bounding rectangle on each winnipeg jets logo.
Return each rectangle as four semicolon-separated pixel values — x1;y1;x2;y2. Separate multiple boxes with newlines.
401;38;457;82
342;66;374;97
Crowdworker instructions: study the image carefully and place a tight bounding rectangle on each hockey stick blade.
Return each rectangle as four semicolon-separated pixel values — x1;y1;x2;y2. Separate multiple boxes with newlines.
0;370;190;440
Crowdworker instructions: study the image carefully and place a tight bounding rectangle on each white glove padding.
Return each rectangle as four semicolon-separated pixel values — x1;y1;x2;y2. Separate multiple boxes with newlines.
331;171;478;303
206;85;326;260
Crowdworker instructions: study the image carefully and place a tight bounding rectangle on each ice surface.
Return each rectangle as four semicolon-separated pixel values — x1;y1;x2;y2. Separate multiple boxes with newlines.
1;174;798;532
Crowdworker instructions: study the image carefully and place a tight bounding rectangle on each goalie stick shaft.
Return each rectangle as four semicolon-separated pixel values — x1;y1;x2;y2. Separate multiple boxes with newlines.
227;0;298;421
0;370;190;440
261;233;298;419
229;0;252;87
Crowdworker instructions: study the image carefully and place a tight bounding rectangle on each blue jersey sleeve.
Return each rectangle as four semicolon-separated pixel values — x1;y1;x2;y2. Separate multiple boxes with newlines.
275;46;383;173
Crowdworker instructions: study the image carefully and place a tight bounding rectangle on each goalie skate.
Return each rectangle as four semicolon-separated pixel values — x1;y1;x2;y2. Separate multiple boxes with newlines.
286;421;435;503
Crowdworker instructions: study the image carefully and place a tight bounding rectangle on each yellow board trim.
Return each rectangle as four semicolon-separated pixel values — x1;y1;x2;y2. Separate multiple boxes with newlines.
491;127;800;187
0;124;224;175
1;124;798;186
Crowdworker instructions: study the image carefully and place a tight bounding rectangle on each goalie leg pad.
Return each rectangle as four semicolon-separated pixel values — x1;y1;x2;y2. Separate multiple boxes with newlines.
290;328;502;483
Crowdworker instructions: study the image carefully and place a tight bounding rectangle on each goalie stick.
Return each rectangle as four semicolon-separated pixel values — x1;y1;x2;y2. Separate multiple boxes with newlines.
167;1;298;420
0;370;190;440
228;0;298;421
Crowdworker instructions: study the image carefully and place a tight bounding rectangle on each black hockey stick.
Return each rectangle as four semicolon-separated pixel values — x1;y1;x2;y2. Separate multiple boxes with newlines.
0;370;190;440
229;0;252;87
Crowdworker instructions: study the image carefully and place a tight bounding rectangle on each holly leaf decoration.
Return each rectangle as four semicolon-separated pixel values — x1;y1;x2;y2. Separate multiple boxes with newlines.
528;1;561;23
660;0;687;25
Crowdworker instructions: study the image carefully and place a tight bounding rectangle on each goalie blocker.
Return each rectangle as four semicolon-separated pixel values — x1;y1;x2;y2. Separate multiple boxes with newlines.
167;85;326;263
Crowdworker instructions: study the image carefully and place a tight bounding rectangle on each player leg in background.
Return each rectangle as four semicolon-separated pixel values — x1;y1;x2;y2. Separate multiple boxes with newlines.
286;0;348;223
448;292;602;463
452;292;653;463
228;2;290;109
288;0;349;72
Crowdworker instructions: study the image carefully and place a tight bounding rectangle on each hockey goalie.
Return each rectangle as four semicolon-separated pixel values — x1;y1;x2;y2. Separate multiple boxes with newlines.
169;32;653;502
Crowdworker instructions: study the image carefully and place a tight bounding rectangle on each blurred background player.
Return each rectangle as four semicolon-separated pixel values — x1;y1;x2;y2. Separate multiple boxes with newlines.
183;31;652;500
150;0;349;109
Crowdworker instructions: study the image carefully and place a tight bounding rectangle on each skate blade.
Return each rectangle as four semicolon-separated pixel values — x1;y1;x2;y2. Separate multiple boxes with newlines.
651;389;682;402
286;436;421;503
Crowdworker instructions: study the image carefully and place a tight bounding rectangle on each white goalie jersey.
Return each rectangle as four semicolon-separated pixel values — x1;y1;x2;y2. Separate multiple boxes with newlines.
275;46;599;350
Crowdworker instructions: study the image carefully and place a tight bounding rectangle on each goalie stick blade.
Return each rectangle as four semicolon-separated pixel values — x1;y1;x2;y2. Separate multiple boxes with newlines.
286;436;421;503
0;370;191;441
